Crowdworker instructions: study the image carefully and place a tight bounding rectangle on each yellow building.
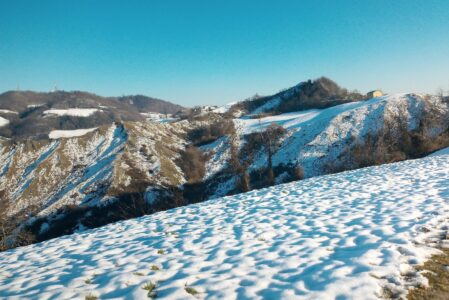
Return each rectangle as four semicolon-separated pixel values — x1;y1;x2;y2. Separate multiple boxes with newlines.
367;90;383;98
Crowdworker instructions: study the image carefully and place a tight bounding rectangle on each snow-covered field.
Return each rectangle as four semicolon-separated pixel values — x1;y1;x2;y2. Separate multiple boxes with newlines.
43;108;100;117
48;128;97;139
1;153;449;299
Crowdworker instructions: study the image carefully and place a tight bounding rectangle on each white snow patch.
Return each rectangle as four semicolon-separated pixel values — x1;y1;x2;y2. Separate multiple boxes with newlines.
212;101;237;114
48;128;98;139
0;116;9;127
27;104;44;109
43;108;100;117
0;109;18;114
141;112;179;123
1;154;449;299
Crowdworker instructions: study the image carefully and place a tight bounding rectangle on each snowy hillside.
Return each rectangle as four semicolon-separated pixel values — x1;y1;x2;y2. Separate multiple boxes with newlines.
1;91;449;249
1;153;448;299
0;121;191;218
232;93;449;178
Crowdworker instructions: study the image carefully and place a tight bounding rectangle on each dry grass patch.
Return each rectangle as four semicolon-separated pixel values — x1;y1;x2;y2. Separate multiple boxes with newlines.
151;265;160;271
407;248;449;300
85;293;98;300
185;283;199;296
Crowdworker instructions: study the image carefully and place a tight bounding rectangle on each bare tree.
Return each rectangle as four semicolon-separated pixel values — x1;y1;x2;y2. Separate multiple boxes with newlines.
229;134;251;192
258;122;286;185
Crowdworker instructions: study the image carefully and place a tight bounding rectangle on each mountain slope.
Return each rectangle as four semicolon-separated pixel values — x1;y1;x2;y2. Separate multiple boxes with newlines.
1;153;448;299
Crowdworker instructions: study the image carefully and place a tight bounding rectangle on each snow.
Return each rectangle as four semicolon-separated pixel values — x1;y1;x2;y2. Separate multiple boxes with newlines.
141;112;179;123
235;97;385;135
49;128;98;139
428;146;449;157
12;141;60;199
1;154;449;299
212;101;237;114
0;116;9;127
27;104;44;109
43;108;100;117
200;136;231;180
0;109;18;114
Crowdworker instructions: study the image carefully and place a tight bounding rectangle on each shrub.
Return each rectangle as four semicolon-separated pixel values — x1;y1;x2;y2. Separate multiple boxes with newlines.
294;164;304;180
188;119;235;146
178;146;206;183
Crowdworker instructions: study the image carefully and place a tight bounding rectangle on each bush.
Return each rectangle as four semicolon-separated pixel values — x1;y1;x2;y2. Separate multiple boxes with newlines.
178;146;206;183
188;119;235;146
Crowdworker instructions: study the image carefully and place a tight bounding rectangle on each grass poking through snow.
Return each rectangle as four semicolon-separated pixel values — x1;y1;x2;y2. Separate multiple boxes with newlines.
151;265;160;271
185;283;199;296
85;293;98;300
142;281;157;298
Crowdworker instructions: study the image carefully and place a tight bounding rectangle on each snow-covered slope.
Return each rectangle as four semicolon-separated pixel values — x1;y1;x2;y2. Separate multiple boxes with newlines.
197;93;449;199
0;121;189;218
233;93;448;177
1;154;448;299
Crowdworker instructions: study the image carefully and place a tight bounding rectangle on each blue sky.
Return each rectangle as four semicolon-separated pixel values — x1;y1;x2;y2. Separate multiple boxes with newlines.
1;0;449;106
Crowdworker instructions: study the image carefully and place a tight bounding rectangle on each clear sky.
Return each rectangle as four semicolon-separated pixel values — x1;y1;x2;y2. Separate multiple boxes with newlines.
1;0;449;106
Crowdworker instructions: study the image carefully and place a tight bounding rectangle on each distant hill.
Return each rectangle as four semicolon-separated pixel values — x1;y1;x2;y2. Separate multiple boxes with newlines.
228;77;363;116
0;91;184;139
118;95;183;115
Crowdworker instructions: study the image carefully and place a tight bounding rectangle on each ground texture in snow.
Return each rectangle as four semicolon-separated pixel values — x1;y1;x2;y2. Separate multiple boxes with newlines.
43;108;100;117
48;128;97;139
1;155;449;299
